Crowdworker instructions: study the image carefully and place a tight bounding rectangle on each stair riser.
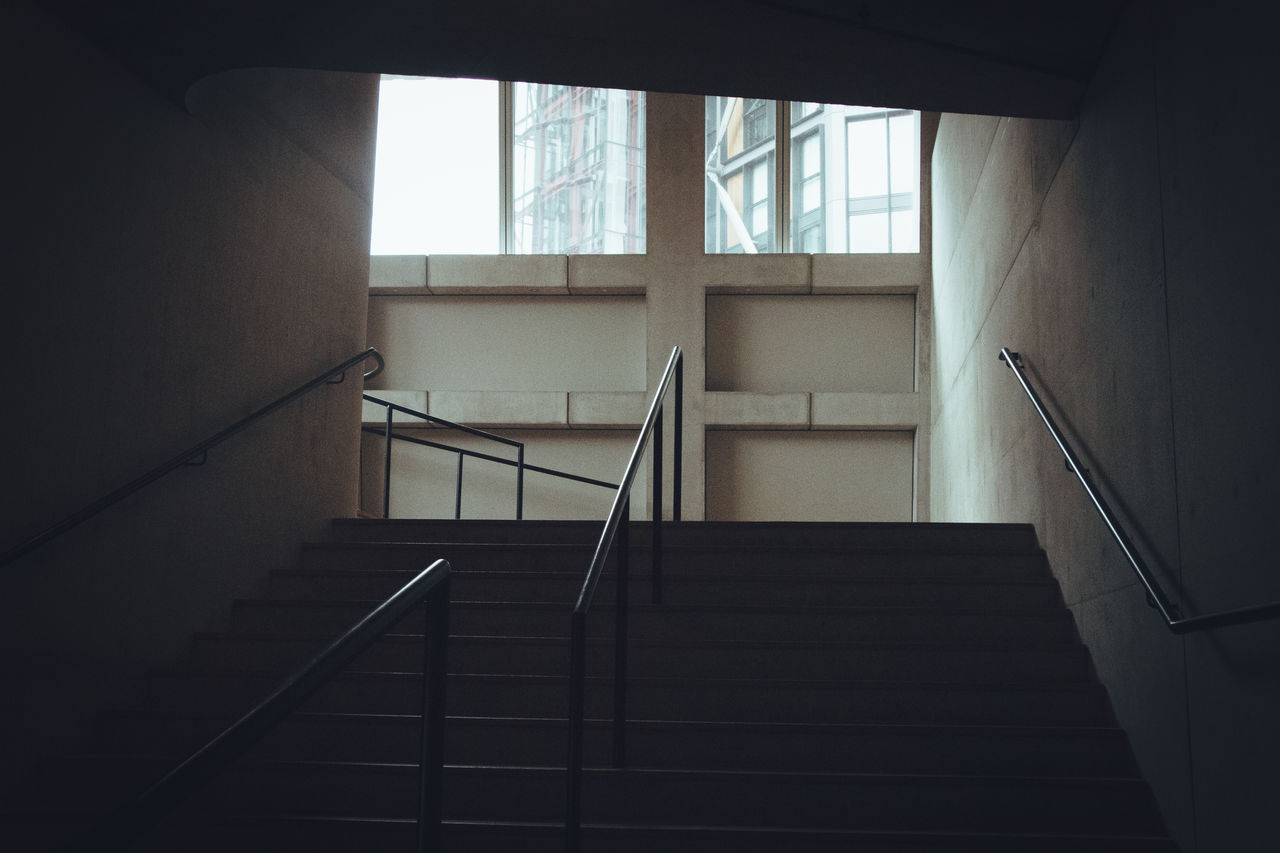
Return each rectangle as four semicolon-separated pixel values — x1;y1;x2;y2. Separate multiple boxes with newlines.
192;635;1095;683
139;820;1181;853
330;520;1043;552
145;674;1113;726
229;602;1079;644
271;571;1063;609
300;546;1051;581
95;715;1138;776
60;762;1161;834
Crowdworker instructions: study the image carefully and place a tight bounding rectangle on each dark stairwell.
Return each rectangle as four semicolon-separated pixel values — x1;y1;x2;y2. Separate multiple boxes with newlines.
2;517;1176;851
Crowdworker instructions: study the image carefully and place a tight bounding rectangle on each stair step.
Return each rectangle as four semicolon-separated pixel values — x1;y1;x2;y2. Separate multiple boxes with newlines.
42;759;1166;835
228;599;1080;643
3;814;1181;853
330;519;1043;553
144;670;1114;725
299;541;1052;581
272;566;1062;607
94;711;1139;776
191;632;1095;683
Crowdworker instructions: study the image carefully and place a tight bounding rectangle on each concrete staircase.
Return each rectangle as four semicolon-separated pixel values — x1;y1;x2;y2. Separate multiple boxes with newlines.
5;520;1177;851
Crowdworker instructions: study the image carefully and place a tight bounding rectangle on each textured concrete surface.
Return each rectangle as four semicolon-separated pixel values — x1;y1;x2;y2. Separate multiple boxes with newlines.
929;1;1280;848
1;2;378;791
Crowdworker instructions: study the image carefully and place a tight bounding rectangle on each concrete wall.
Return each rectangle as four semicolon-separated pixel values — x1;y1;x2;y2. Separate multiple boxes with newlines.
0;2;378;786
929;1;1280;848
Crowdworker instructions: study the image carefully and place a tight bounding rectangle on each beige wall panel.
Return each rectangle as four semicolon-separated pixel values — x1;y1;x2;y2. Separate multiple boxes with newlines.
568;392;649;428
427;254;568;293
702;253;811;292
707;294;915;393
367;295;646;391
706;431;914;522
568;255;650;293
429;391;567;427
811;392;922;429
369;254;428;289
361;428;648;520
811;253;926;293
362;391;429;423
704;392;810;428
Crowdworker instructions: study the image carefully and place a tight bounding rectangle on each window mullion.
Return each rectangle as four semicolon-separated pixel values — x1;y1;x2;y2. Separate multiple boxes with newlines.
776;99;790;253
499;81;513;254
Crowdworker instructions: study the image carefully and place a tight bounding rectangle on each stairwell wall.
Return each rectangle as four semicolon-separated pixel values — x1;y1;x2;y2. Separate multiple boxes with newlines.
929;1;1280;849
0;3;378;789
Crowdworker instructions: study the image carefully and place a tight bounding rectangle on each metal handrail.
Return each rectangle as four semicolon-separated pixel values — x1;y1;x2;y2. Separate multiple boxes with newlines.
363;394;526;520
2;348;385;571
74;558;451;851
999;347;1280;633
565;345;683;853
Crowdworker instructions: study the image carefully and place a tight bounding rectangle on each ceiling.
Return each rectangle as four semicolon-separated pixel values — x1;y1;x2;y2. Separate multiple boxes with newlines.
36;0;1127;117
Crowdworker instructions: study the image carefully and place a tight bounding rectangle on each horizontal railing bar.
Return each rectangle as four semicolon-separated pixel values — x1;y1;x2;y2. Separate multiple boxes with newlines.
83;558;451;849
362;395;522;448
999;347;1280;634
3;348;385;571
363;427;616;490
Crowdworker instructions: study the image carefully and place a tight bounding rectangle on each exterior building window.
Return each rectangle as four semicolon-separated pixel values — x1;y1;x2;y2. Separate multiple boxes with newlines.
372;76;646;255
705;96;777;253
706;97;919;254
846;108;919;253
513;84;646;255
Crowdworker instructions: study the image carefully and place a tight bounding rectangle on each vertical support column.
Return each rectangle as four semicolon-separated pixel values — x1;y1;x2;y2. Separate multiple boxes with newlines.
516;445;525;520
417;572;450;853
673;354;683;522
565;610;587;853
652;405;664;605
454;454;464;520
383;407;393;519
613;497;630;768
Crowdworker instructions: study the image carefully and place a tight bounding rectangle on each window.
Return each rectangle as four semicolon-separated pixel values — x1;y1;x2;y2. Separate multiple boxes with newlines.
372;76;646;255
705;96;777;253
706;97;919;254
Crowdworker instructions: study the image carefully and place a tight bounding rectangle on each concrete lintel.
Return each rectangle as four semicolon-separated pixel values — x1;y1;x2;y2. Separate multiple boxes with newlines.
369;255;428;289
568;255;649;294
702;254;811;293
429;391;568;428
427;255;569;294
705;392;810;429
811;392;922;429
361;390;429;424
568;391;649;428
811;254;925;293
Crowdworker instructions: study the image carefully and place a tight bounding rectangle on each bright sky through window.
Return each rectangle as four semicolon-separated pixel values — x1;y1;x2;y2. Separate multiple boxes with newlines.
370;76;499;255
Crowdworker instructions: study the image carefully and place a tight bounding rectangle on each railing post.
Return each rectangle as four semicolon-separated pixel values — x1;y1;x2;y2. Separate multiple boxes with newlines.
516;445;525;520
565;611;587;853
614;497;630;768
652;404;664;605
418;575;450;853
455;454;464;520
383;406;393;519
673;352;682;522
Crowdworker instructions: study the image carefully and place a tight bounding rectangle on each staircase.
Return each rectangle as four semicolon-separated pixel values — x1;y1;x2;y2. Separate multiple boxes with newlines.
5;519;1176;851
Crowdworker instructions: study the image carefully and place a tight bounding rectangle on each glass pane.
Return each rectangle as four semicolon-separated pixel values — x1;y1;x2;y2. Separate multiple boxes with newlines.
891;209;920;253
802;178;821;213
706;96;777;253
370;76;499;255
513;84;645;254
847;117;889;199
848;212;890;252
801;135;820;179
